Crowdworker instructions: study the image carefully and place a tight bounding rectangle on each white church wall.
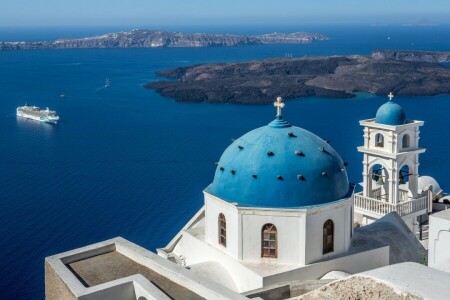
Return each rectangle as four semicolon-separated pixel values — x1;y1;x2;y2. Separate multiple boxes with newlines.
304;199;352;265
368;128;391;152
204;194;240;259
428;210;450;268
362;121;423;155
239;208;305;265
397;123;422;152
204;194;353;266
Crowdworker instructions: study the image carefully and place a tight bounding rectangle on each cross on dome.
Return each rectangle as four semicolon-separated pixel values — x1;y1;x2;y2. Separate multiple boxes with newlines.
388;92;394;101
274;97;285;117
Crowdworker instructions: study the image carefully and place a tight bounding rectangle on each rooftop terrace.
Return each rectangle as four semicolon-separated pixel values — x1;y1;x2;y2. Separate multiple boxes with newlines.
45;237;247;300
67;251;202;299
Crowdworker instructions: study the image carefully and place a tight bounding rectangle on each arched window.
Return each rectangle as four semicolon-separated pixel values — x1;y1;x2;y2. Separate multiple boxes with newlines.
218;213;226;247
402;134;410;148
262;224;277;258
399;165;410;185
323;219;334;254
375;133;384;147
371;164;385;189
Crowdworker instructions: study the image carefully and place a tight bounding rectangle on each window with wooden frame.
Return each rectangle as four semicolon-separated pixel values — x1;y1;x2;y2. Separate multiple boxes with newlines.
375;133;384;147
262;224;277;258
323;219;334;254
218;213;226;247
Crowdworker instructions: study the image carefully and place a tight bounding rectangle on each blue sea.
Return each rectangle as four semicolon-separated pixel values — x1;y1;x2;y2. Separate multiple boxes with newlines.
1;25;450;299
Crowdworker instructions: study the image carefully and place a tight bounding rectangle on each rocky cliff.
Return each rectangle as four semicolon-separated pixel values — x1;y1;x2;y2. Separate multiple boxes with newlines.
373;49;450;63
146;51;450;104
0;29;328;51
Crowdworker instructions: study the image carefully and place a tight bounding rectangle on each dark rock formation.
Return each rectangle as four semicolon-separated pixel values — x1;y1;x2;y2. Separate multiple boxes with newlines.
0;29;328;51
146;52;450;104
373;49;450;63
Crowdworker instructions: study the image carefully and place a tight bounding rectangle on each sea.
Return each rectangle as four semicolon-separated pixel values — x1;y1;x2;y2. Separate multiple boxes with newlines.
1;24;449;299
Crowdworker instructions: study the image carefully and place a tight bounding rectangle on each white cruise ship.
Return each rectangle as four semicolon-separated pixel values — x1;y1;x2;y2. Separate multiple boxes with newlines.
16;104;60;124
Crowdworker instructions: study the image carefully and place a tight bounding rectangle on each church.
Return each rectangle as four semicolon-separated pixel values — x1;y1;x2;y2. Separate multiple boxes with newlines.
158;97;355;292
156;95;438;293
45;95;447;300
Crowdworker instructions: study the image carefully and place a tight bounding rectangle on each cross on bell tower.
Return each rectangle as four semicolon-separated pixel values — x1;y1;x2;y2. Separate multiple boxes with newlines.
274;97;285;117
388;92;394;101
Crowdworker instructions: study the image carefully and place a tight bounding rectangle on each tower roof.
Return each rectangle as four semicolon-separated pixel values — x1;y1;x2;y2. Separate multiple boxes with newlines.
375;93;407;126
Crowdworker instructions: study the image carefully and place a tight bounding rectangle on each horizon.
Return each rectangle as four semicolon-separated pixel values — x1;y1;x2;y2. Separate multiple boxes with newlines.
1;23;449;43
0;0;449;27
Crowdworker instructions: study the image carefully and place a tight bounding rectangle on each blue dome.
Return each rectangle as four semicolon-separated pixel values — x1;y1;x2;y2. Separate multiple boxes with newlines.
376;101;407;126
206;117;350;208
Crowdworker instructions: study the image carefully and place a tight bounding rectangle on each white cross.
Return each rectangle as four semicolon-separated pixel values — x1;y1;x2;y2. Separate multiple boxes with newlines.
388;92;394;101
274;96;285;117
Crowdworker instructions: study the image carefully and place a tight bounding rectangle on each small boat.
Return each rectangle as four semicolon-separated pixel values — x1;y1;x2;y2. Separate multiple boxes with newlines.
105;78;111;88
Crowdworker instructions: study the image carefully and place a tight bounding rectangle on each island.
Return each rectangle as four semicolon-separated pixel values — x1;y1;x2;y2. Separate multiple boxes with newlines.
0;29;328;51
145;51;450;104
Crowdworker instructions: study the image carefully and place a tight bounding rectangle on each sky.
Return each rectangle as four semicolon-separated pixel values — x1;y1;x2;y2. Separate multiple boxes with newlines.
0;0;449;27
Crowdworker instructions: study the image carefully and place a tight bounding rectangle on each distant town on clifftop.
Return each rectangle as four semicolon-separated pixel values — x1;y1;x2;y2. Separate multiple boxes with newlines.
0;29;328;50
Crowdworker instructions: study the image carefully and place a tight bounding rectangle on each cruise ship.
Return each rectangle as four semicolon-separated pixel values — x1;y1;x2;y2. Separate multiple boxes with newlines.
16;104;60;124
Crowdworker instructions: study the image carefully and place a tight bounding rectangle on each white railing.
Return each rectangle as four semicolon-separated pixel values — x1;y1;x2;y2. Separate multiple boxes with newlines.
370;187;382;200
354;194;396;215
354;193;428;217
396;196;428;217
368;188;409;201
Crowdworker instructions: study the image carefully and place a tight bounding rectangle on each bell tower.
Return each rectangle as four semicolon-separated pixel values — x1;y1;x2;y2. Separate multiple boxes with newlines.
355;93;427;225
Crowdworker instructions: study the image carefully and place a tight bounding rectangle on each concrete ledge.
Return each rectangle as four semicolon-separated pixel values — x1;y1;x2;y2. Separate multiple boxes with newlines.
46;237;247;300
77;275;171;300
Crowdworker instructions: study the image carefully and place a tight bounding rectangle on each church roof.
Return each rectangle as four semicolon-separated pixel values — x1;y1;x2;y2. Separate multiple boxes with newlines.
375;98;407;126
206;108;351;208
